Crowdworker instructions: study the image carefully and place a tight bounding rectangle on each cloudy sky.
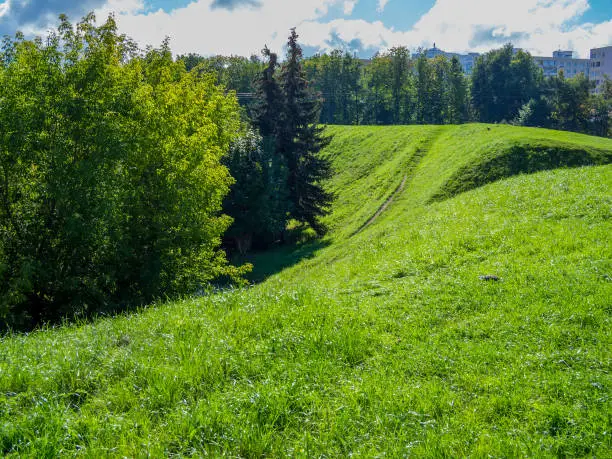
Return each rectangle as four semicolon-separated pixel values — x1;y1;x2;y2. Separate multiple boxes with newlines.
0;0;610;58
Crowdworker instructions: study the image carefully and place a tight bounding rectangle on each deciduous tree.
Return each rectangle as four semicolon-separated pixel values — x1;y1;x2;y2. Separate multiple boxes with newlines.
0;14;245;328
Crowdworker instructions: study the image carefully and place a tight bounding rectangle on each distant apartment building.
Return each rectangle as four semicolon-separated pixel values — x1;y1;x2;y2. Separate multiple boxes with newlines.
533;50;590;78
404;44;611;88
590;46;612;94
412;45;481;75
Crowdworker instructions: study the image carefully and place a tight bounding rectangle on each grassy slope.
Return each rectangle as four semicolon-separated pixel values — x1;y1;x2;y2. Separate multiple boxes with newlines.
1;125;611;457
322;124;611;233
321;125;445;237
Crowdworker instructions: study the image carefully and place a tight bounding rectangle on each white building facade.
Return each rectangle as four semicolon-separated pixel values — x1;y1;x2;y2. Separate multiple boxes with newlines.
533;50;590;79
590;46;612;94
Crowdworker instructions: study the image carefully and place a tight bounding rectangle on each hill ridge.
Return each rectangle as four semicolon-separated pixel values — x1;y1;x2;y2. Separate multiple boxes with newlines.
322;125;612;231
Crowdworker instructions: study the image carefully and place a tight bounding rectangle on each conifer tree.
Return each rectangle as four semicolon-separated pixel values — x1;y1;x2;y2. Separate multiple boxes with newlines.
278;29;333;235
252;46;284;140
248;46;290;244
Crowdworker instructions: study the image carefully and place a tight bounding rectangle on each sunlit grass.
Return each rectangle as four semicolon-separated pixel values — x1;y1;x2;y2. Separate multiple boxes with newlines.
1;125;611;457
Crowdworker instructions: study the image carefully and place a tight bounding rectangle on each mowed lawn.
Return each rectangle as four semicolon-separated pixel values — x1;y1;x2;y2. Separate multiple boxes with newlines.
1;125;611;457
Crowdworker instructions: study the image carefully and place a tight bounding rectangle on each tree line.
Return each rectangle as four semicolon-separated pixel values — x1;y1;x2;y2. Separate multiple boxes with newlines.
180;44;611;138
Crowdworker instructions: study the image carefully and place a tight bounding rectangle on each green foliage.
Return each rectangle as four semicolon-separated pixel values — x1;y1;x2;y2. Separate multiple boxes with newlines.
416;55;451;124
227;30;335;248
471;45;542;123
360;50;469;126
447;56;468;123
252;46;285;139
548;71;592;132
175;44;608;138
1;125;610;456
177;53;263;94
590;79;611;137
513;75;610;137
222;128;287;253
513;97;550;127
388;47;412;123
304;50;363;125
362;52;395;124
247;46;292;247
0;15;245;328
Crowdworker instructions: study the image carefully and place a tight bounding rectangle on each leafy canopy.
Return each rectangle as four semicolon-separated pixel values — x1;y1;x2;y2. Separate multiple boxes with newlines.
0;14;246;328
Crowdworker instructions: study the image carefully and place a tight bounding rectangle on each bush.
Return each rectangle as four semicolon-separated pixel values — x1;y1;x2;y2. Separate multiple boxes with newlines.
0;14;246;329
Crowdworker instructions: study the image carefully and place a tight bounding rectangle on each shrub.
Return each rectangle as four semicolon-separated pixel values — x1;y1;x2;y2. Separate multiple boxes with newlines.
0;14;246;328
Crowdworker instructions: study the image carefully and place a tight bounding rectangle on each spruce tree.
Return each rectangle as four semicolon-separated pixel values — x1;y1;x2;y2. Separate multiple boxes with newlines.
252;46;284;140
241;47;289;246
279;29;333;235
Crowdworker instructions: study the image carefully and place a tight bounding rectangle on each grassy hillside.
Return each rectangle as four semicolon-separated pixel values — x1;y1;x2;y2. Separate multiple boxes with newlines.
322;124;611;236
1;125;611;457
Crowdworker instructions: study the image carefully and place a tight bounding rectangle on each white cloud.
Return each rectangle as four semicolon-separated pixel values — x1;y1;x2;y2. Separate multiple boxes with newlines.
299;18;394;52
377;0;389;14
95;0;145;17
298;0;612;57
86;0;612;58
1;0;610;58
417;0;611;57
0;2;10;18
93;0;360;57
343;0;357;15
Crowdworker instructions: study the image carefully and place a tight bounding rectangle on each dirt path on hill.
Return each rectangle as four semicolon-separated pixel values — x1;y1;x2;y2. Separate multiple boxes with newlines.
351;126;445;237
352;175;408;235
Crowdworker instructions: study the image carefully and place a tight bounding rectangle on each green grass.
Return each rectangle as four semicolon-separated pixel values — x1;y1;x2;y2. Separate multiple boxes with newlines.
320;125;445;237
1;124;611;457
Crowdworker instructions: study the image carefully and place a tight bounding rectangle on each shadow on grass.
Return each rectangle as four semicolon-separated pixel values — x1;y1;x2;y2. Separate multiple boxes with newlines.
233;239;331;284
431;144;612;203
1;239;330;334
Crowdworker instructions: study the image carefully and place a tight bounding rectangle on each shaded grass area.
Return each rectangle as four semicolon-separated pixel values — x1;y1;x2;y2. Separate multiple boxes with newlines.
431;127;612;202
406;124;612;207
1;125;611;457
237;238;330;283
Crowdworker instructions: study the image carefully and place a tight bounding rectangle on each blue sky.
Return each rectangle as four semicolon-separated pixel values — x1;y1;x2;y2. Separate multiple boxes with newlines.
0;0;610;58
